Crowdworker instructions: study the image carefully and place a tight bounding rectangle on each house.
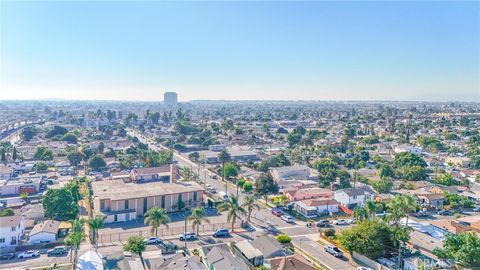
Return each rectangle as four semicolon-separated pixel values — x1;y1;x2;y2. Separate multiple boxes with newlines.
283;187;332;202
268;254;316;270
250;235;292;259
234;240;264;267
201;149;259;164
200;243;249;270
416;193;444;209
270;165;310;181
146;253;204;270
394;144;422;155
0;215;24;247
334;186;375;209
24;203;46;220
91;180;204;223
444;156;471;168
28;219;60;244
0;178;41;196
294;199;339;218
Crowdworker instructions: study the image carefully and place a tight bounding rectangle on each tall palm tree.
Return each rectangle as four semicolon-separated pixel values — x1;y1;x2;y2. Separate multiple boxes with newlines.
65;219;85;265
218;149;231;194
242;195;260;223
188;207;210;235
364;200;378;217
388;194;418;226
144;206;170;237
87;215;106;249
218;195;246;232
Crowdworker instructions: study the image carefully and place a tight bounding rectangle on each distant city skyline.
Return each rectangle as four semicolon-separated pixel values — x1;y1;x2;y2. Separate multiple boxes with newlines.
1;1;479;102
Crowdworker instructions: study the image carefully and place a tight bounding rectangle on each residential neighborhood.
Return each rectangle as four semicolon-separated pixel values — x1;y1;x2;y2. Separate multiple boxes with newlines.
0;98;479;270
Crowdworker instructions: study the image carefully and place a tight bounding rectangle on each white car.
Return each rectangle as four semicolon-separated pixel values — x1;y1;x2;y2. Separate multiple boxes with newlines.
333;219;349;225
18;250;40;259
179;232;197;241
357;267;374;270
280;215;295;223
144;237;162;244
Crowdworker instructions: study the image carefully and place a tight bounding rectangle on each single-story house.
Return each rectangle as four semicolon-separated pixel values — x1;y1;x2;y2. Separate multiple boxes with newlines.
294;199;339;218
28;219;60;244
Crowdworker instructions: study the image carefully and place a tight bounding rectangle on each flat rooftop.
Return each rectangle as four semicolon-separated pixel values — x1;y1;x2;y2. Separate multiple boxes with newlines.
92;180;204;201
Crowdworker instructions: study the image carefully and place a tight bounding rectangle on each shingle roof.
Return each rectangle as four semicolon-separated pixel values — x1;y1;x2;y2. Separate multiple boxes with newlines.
30;220;60;236
0;215;22;228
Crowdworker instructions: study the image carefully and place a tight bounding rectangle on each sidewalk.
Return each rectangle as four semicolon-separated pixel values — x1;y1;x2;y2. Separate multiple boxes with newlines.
292;236;357;270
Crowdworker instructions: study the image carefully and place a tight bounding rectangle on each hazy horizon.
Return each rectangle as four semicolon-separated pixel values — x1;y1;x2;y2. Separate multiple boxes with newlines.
1;1;479;102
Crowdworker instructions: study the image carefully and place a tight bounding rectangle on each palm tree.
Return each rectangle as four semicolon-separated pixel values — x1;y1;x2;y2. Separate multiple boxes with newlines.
364;200;378;217
65;219;85;265
218;195;246;232
87;215;106;249
242;195;260;223
144;206;170;237
188;207;210;236
218;149;231;194
388;194;418;225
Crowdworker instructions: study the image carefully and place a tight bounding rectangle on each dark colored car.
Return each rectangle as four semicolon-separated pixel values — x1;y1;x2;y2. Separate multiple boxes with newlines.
0;251;15;260
213;228;230;237
316;219;331;227
47;246;67;256
438;210;452;216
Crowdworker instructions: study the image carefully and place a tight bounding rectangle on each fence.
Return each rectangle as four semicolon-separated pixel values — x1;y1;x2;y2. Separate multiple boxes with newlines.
98;221;241;244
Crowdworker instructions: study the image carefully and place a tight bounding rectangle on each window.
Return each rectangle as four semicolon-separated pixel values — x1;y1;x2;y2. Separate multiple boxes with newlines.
193;192;198;202
100;200;105;210
0;238;5;243
161;196;165;208
178;194;182;204
11;226;16;232
125;200;129;210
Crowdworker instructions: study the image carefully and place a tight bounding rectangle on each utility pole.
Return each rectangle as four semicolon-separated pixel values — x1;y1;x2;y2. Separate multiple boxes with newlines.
397;240;403;269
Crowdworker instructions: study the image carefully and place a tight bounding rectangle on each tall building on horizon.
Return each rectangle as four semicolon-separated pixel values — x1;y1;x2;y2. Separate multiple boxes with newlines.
164;91;178;106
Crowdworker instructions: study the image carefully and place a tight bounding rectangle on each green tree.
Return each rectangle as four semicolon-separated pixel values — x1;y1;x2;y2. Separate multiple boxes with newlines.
87;215;106;249
123;236;146;269
0;208;14;217
12;147;17;161
337;170;352;188
67;151;84;167
276;234;292;243
433;232;480;267
218;149;231;193
47;125;68;138
188;152;200;162
0;148;6;164
43;188;79;220
372;177;393;193
242;195;260;223
62;133;78;144
312;158;338;187
254;172;279;203
35;162;48;172
35;146;54;161
188;207;210;236
144;206;170;237
387;194;418;226
89;155;106;170
243;182;253;192
338;219;398;259
21;126;37;141
218;195;246;232
433;172;457;186
64;219;84;265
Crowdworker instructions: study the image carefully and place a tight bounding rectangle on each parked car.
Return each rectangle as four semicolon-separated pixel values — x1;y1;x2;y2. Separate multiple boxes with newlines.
412;211;428;217
207;187;217;193
0;251;15;260
472;207;480;212
324;245;343;257
280;214;295;223
179;232;197;241
438;210;453;216
159;242;178;254
333;219;349;225
357;267;374;270
145;237;162;244
271;208;283;217
316;219;331;227
47;246;67;256
218;191;229;200
18;250;40;259
213;228;230;237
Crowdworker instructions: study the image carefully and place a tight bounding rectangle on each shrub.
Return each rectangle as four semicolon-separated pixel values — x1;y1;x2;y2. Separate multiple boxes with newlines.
276;234;292;243
323;228;336;238
243;182;253;192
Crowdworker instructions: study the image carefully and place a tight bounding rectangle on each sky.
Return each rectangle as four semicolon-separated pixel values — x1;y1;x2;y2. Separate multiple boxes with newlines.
1;1;479;102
